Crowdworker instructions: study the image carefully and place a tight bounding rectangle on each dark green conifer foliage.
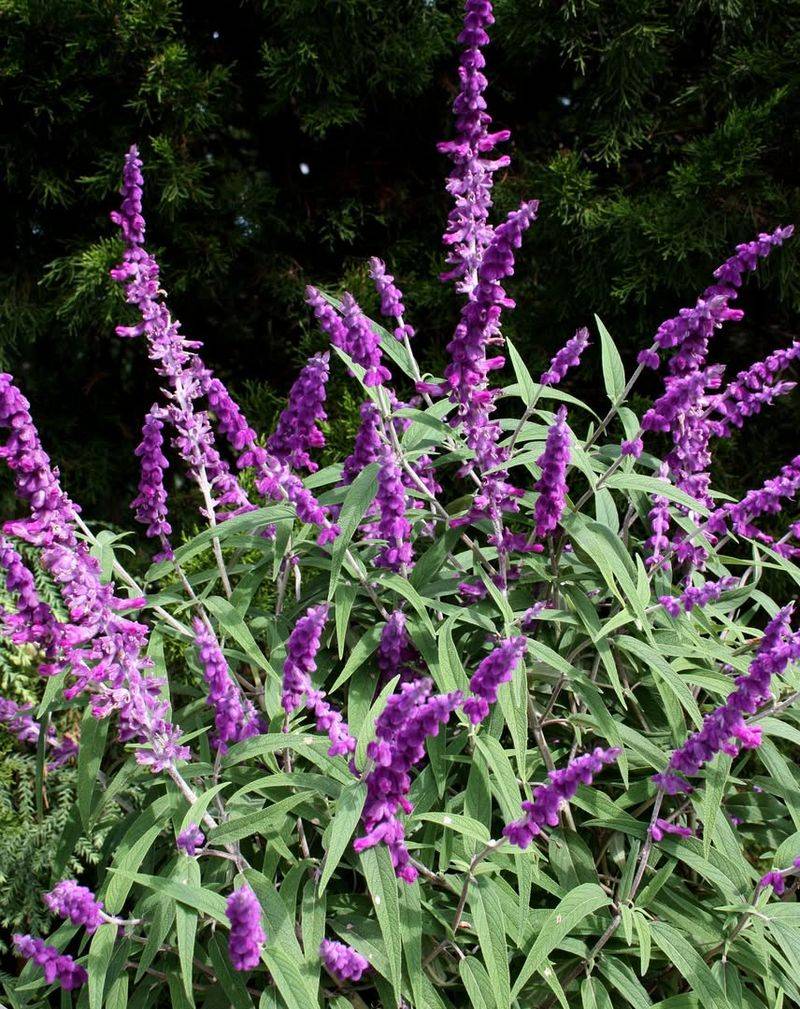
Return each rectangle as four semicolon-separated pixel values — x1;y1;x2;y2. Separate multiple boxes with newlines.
1;0;799;518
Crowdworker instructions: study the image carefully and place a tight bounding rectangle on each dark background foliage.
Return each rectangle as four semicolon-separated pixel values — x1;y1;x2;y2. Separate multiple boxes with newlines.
2;0;799;523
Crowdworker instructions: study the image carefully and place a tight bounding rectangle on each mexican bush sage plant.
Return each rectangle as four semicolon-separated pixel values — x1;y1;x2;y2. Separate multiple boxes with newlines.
3;1;800;1006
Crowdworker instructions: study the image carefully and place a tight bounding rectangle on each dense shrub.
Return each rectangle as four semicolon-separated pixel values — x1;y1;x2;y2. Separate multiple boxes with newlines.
2;0;799;515
2;2;800;1008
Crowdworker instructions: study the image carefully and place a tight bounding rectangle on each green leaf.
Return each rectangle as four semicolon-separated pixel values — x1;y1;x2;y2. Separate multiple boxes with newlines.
318;780;366;894
360;845;402;999
701;753;731;859
595;315;625;403
87;925;116;1009
459;957;496;1009
650;921;733;1009
208;791;315;844
511;884;611;997
416;811;491;845
470;876;511;1009
328;462;379;597
506;336;537;407
207;934;254;1009
77;707;109;827
175;858;200;1002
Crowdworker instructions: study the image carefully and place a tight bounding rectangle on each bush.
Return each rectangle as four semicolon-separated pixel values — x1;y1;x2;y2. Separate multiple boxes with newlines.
2;2;800;1007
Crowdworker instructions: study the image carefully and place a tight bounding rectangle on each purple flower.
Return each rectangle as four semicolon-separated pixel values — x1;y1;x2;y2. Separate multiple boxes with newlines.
374;446;413;572
377;611;419;686
320;938;370;982
354;678;462;881
438;0;511;292
306;286;349;348
649;818;693;842
193;618;261;752
267;352;329;472
641;226;793;376
342;401;383;485
369;258;414;341
177;824;205;856
540;328;590;386
534;406;570;538
712;340;800;435
339;294;391;387
282;604;355;757
44;880;103;934
758;870;787;896
660;576;739;617
0;374;188;773
13;935;88;990
226;886;266;971
621;438;644;458
131;407;171;544
111;147;337;544
503;746;621;849
708;455;800;545
645;464;672;570
463;636;527;724
653;606;800;795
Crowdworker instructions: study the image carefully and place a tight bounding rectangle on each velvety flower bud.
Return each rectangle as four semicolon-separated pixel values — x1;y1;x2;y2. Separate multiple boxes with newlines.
131;407;171;542
758;870;786;896
649;818;693;842
540;328;590;386
463;636;527;724
653;606;800;795
267;352;329;472
374;446;413;572
177;824;205;856
503;747;621;849
226;886;266;971
283;604;355;757
339;294;391;387
354;678;461;881
13;935;88;990
44;880;103;934
660;576;739;617
534;407;570;538
369;258;414;340
320;938;370;982
377;611;419;686
193;618;261;752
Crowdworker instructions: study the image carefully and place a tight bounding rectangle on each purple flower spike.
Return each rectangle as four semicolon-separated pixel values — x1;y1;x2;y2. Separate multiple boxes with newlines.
354;678;462;882
283;604;356;757
13;935;88;990
649;818;693;842
320;938;370;982
194;618;261;752
131;407;171;543
708;454;800;545
503;746;621;849
377;611;420;686
306;286;349;348
177;824;205;856
653;606;800;795
268;352;329;472
0;374;189;774
374;446;414;572
44;880;104;934
534;406;570;538
338;294;391;387
226;886;266;971
369;258;414;341
439;0;511;292
540;328;590;386
463;635;527;724
660;576;739;617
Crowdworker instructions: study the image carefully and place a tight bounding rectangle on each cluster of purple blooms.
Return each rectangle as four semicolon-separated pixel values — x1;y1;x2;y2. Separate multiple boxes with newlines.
354;678;462;882
5;0;800;995
503;747;621;849
193;618;261;751
320;938;370;983
654;606;800;795
225;886;266;971
282;604;356;757
0;694;76;767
